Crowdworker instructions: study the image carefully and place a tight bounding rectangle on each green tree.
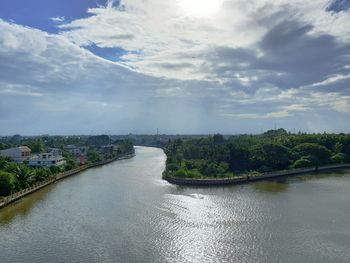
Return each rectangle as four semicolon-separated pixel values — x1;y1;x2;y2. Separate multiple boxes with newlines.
12;164;35;189
87;148;101;163
0;171;15;196
292;143;331;167
0;156;11;169
34;167;50;182
167;163;179;172
213;134;224;144
49;166;61;174
331;153;348;164
333;142;343;154
292;157;313;168
25;139;44;153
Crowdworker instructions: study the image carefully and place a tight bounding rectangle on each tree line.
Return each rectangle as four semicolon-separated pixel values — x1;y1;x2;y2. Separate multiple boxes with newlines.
163;129;350;179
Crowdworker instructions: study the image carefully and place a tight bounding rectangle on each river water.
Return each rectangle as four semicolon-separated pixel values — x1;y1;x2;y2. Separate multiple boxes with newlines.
0;146;350;263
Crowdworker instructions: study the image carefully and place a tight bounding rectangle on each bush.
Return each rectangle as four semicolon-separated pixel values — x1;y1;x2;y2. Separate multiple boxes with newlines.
167;163;179;172
186;169;202;178
175;169;187;178
292;157;313;168
49;166;61;174
331;153;348;164
34;167;50;181
0;171;15;196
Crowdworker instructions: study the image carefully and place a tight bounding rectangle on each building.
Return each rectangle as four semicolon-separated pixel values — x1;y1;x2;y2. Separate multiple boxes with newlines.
29;153;66;167
47;147;62;156
0;146;31;162
64;145;83;156
99;144;116;154
76;155;87;165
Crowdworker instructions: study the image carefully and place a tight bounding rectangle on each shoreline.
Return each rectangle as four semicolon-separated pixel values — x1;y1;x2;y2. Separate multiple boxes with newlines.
0;152;135;209
164;163;350;186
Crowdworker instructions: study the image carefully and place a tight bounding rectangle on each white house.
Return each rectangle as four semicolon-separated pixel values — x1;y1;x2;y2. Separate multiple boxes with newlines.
0;146;31;162
29;153;66;167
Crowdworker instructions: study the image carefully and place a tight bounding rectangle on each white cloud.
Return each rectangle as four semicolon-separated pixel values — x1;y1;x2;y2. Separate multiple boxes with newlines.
1;0;350;134
50;16;65;23
302;73;350;88
58;0;350;81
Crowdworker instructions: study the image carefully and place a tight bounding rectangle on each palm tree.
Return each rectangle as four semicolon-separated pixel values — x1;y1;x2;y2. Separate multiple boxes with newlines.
14;165;35;190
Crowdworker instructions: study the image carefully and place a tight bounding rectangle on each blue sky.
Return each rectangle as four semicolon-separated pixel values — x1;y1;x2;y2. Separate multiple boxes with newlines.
0;0;350;135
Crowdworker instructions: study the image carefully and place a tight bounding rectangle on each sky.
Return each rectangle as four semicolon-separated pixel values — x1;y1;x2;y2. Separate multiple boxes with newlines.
0;0;349;135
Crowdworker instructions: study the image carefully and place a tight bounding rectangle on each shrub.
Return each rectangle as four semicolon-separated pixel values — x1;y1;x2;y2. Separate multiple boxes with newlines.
0;171;15;196
331;153;348;164
167;163;179;172
175;169;187;178
186;169;202;178
292;157;313;168
49;166;61;174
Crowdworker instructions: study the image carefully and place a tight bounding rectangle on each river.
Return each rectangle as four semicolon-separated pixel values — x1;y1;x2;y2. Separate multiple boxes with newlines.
0;146;350;263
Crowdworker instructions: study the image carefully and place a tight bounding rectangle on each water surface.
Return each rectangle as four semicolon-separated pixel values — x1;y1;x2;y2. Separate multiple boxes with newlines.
1;146;350;263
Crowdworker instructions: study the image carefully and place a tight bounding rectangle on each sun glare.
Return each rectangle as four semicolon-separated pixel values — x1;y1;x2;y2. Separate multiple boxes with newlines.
180;0;224;18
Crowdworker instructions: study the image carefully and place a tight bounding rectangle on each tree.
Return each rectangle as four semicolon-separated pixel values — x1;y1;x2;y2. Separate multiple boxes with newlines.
63;155;77;171
87;135;110;147
292;157;313;168
24;139;44;153
261;143;290;170
0;171;15;196
34;167;50;182
49;166;61;174
333;142;343;154
292;143;331;167
213;134;224;144
0;156;11;169
12;164;35;190
167;163;179;172
87;148;101;163
331;153;348;164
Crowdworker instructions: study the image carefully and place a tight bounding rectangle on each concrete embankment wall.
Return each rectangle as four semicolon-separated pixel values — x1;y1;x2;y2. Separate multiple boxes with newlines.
0;153;135;209
165;163;350;186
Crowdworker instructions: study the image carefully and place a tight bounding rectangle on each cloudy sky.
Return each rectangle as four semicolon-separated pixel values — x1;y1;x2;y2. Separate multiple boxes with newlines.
0;0;349;135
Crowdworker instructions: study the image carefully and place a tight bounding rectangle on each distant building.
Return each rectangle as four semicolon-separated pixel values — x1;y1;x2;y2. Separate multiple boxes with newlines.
29;153;66;167
76;155;87;165
0;146;31;163
64;145;83;156
99;144;116;154
47;147;62;156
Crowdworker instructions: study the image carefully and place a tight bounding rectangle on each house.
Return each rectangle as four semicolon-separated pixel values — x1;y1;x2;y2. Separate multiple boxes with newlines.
47;147;62;155
29;153;66;167
76;155;87;165
64;145;82;156
0;146;31;163
99;144;116;154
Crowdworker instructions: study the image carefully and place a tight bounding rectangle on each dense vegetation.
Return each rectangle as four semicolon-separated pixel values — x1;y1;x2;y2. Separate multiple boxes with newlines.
163;129;350;179
0;135;134;197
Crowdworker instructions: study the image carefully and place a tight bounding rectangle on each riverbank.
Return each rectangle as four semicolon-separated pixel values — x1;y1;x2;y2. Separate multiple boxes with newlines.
0;152;135;209
164;163;350;186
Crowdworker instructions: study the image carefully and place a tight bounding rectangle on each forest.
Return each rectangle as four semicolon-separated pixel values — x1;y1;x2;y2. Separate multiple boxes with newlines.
163;129;350;179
